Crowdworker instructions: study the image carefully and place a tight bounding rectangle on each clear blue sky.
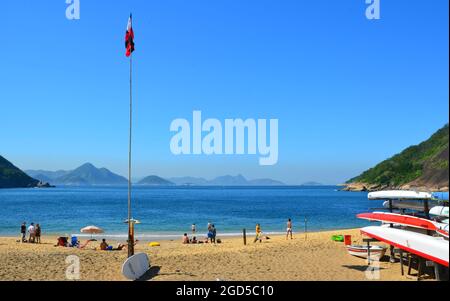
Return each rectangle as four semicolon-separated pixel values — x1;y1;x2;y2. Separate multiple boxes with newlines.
1;0;448;184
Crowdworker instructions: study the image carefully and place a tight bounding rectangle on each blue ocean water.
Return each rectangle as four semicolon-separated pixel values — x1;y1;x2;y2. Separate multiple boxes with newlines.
0;186;379;239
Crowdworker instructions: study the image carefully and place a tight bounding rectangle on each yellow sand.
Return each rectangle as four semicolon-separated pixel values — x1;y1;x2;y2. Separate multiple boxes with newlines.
0;229;411;281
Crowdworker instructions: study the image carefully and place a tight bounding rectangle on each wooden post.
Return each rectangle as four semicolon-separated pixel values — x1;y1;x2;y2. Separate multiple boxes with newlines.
243;229;247;245
304;217;307;241
400;249;404;276
417;258;423;281
424;200;430;219
367;241;371;266
388;199;395;262
407;255;413;276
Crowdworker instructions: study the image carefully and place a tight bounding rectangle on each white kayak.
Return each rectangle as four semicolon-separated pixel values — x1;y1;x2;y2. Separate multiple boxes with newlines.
369;190;432;200
383;200;440;211
429;206;449;218
360;226;449;267
346;245;386;260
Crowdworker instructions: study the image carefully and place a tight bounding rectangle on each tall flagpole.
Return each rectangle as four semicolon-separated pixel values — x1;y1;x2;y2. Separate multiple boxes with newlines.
127;15;134;258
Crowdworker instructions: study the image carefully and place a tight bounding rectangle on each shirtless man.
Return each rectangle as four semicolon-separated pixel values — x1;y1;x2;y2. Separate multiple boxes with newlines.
286;218;293;240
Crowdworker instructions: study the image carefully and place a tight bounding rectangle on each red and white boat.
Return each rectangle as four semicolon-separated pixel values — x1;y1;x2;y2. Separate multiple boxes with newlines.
361;226;449;267
346;245;387;260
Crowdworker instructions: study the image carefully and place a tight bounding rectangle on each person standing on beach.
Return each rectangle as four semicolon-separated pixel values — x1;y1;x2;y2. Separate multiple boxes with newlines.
28;223;36;243
211;224;217;244
207;222;212;232
20;222;27;242
254;223;262;243
35;224;41;244
286;218;293;240
191;223;196;235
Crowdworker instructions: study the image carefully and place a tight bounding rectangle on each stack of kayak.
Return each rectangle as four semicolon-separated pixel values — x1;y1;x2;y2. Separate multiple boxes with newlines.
348;191;449;268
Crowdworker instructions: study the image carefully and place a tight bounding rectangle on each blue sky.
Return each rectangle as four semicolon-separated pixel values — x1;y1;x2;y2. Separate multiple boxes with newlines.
1;0;448;184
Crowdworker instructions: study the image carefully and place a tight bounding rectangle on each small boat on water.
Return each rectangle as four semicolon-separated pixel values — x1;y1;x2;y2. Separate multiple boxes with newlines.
346;245;387;260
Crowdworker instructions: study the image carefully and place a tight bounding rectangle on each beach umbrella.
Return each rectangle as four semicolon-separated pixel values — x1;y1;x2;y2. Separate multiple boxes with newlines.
80;225;104;239
124;218;141;224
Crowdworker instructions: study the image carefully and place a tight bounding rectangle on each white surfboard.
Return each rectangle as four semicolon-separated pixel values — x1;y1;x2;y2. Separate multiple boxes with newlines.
369;190;432;200
361;226;449;267
429;206;449;218
122;253;150;280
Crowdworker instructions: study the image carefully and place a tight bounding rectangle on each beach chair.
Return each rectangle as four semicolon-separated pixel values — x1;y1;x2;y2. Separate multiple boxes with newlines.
71;236;79;247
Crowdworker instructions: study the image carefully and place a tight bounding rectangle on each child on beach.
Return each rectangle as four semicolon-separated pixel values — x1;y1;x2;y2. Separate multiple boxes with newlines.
286;218;293;240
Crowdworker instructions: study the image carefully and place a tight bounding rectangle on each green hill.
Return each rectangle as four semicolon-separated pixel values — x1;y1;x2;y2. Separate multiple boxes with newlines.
0;155;39;188
345;124;449;191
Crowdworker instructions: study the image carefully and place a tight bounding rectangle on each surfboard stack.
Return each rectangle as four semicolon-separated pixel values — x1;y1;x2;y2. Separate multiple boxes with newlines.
353;191;449;270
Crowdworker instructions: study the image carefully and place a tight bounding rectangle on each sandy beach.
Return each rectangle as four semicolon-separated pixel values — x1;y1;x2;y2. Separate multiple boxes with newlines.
0;228;414;281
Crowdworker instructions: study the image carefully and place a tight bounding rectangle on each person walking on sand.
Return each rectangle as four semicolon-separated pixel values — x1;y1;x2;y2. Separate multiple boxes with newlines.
254;223;262;243
286;218;293;240
20;222;27;242
28;223;36;243
35;224;42;244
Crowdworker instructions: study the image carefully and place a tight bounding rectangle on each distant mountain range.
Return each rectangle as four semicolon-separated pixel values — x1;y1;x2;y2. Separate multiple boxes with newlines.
344;124;449;192
300;181;324;186
26;166;286;187
169;174;285;186
27;163;128;186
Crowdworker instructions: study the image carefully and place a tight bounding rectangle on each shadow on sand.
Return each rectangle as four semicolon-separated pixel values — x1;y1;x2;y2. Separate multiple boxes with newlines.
342;265;386;272
136;266;161;281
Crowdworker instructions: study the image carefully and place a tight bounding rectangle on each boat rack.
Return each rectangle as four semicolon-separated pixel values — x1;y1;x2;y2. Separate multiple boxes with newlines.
393;248;446;281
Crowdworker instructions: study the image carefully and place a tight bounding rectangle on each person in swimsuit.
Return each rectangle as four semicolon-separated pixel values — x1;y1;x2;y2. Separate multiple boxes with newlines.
182;233;190;244
35;224;42;244
100;239;109;250
286;218;293;240
254;224;262;243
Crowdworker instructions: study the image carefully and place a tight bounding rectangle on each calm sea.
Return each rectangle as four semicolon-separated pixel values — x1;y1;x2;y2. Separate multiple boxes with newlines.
0;186;379;239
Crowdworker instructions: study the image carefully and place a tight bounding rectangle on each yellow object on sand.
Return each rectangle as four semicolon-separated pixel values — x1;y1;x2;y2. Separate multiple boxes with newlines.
148;242;160;247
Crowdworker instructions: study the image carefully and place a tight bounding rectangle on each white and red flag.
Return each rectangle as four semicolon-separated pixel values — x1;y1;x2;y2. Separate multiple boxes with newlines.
125;14;135;57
